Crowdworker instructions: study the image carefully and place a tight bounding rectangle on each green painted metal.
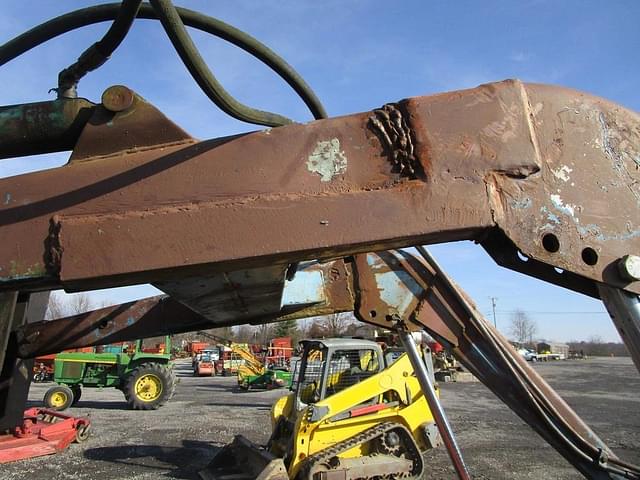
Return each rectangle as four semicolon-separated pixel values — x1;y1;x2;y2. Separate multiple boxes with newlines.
239;369;293;390
0;97;95;160
52;336;171;389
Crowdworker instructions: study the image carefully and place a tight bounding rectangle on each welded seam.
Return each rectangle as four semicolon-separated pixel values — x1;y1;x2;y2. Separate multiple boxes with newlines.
368;103;425;180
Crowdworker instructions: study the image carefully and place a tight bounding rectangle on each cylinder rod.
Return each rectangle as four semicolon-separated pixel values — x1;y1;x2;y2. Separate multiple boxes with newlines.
598;284;640;375
397;326;471;480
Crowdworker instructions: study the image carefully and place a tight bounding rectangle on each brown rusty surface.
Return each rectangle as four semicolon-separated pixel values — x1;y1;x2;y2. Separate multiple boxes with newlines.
69;88;193;162
484;83;640;296
14;296;216;358
0;80;637;300
101;85;135;112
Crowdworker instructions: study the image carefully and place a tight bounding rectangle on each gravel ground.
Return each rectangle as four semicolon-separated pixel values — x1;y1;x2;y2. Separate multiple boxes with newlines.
3;357;638;479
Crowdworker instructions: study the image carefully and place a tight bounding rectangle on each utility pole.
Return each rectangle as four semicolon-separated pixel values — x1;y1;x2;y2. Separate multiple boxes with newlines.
490;297;498;328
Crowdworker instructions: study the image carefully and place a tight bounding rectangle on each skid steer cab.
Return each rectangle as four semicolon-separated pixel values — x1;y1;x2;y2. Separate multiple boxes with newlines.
202;338;440;480
43;336;176;411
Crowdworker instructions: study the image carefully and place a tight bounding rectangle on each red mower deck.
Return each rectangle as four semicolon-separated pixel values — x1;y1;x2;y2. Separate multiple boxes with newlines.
0;408;90;463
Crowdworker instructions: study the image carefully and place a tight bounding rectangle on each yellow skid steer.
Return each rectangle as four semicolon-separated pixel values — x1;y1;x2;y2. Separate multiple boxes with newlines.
201;338;440;480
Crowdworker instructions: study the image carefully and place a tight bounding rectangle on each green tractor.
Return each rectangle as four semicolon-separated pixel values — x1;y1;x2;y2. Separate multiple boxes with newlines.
43;336;176;411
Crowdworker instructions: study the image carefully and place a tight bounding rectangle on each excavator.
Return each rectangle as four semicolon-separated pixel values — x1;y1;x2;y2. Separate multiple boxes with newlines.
0;2;639;479
192;329;290;386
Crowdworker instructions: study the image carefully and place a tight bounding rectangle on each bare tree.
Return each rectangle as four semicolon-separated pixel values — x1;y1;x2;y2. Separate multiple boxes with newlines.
306;319;326;339
301;313;353;338
45;291;94;320
588;335;603;345
235;325;255;343
255;322;275;345
323;313;346;337
210;326;235;342
68;293;92;315
509;310;537;346
44;292;67;320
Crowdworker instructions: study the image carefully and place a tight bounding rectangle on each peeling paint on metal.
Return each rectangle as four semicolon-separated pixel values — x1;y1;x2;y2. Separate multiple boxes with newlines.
552;165;573;182
3;192;10;205
306;138;347;182
550;194;577;219
577;223;640;242
511;197;531;209
540;206;561;224
281;270;326;306
598;111;640;204
0;261;46;282
374;270;420;315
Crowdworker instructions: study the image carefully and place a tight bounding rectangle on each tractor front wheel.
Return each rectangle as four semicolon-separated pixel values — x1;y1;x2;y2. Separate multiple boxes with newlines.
123;363;176;410
44;385;74;411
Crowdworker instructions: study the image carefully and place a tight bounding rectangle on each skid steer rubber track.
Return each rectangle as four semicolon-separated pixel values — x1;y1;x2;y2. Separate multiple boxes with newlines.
298;421;424;480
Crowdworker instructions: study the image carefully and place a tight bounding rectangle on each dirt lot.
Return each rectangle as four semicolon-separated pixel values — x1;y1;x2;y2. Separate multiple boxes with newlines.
4;357;638;480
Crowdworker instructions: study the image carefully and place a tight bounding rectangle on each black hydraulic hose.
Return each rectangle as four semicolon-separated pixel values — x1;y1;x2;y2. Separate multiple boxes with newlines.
148;0;290;127
0;3;327;124
58;0;142;98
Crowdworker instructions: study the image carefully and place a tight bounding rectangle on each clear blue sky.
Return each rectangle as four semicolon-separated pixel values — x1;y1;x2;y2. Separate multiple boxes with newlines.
2;1;638;342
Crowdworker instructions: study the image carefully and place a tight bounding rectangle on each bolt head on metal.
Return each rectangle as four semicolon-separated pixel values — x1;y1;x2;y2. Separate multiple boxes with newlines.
618;255;640;282
101;85;135;112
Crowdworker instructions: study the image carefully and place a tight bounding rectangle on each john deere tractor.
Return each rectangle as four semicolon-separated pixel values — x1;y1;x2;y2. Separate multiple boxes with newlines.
43;336;176;411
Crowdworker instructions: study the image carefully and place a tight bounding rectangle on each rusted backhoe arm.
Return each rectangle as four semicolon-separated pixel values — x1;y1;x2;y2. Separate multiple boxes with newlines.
0;80;638;298
1;79;639;478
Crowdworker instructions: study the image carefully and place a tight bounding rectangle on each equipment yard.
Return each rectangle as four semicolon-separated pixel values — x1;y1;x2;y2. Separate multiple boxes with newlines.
4;357;638;480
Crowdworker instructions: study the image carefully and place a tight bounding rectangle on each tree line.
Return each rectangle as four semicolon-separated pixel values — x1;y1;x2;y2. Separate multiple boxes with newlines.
44;294;629;356
174;312;378;349
508;308;628;356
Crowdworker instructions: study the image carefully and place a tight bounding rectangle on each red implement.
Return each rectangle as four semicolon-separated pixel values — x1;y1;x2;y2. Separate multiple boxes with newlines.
0;408;90;463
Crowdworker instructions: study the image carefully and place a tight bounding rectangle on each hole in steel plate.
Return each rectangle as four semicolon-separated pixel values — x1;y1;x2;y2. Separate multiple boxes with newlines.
581;247;598;266
517;250;529;262
542;233;560;253
370;310;377;318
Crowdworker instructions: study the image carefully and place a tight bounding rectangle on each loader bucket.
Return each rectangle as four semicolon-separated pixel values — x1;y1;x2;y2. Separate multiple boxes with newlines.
200;435;289;480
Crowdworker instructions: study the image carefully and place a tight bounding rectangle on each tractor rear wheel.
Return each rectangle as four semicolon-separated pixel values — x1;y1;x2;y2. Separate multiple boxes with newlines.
123;363;176;410
44;385;74;411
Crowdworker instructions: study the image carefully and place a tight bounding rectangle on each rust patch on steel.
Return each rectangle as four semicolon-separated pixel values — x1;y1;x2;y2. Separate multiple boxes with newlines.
15;296;216;358
44;215;63;275
352;253;385;325
369;103;424;180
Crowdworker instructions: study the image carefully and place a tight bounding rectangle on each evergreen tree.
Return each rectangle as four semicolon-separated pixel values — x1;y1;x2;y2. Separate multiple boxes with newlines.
274;319;297;338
